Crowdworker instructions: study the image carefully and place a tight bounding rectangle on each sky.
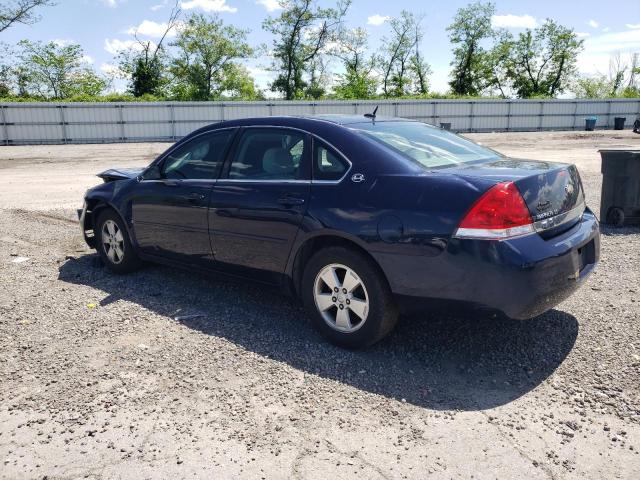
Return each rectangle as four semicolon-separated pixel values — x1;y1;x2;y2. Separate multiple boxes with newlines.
2;0;640;95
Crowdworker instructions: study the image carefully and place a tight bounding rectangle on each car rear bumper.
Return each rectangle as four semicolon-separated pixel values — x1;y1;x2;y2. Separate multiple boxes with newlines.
378;209;600;320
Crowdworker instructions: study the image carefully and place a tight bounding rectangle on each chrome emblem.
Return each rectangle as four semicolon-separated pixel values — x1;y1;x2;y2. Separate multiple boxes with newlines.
351;173;365;183
565;183;574;195
537;200;551;212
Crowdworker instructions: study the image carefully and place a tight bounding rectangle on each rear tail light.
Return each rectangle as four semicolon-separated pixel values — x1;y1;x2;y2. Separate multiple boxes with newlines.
454;182;534;240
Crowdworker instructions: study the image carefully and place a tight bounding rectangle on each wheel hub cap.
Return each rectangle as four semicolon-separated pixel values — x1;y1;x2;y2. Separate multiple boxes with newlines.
313;263;369;333
101;220;125;265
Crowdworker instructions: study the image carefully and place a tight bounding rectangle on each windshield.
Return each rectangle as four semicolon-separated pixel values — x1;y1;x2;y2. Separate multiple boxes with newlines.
350;121;501;169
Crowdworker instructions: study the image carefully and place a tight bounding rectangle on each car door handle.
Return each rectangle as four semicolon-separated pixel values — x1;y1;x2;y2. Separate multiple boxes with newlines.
184;192;206;202
277;195;305;206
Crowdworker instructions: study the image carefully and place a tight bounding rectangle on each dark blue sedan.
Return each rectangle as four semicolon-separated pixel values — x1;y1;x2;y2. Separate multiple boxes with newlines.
79;115;600;348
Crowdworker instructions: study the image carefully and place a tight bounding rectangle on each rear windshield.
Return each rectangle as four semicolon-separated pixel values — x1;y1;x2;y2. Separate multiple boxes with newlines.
349;121;501;169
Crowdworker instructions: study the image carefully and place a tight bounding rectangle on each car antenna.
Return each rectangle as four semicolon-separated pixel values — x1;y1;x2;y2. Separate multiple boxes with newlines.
364;105;378;121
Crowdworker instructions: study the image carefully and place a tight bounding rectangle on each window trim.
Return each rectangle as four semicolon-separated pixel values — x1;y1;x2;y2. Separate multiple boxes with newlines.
220;126;312;183
141;124;353;186
217;125;352;185
311;136;352;184
140;127;239;183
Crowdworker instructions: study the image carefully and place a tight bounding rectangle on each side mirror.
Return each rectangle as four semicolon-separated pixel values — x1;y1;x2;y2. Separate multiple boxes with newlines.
141;164;162;181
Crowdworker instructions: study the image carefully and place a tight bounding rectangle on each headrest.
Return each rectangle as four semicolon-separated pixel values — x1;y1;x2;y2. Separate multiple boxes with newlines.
263;148;295;176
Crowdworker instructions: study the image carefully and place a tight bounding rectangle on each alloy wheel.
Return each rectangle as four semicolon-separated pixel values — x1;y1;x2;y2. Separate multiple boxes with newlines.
101;219;125;265
313;263;369;333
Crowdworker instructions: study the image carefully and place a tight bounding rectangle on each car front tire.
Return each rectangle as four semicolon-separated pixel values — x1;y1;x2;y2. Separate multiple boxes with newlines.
302;246;398;349
95;209;142;274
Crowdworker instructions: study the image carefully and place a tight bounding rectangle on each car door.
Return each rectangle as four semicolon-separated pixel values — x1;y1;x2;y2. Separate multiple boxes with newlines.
130;128;236;266
209;127;311;283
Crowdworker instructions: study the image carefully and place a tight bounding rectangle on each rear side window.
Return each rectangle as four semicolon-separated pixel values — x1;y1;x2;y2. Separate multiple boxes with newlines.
227;129;308;180
313;141;348;181
162;129;235;180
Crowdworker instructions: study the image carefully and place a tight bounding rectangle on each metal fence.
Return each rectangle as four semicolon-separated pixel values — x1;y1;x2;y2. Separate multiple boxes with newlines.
1;98;639;145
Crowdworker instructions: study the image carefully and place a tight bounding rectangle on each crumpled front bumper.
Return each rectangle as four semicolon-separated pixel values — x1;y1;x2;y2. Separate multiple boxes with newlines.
78;202;96;249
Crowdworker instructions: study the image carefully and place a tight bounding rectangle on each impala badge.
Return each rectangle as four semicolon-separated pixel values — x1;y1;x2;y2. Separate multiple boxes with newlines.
351;173;365;183
537;200;551;212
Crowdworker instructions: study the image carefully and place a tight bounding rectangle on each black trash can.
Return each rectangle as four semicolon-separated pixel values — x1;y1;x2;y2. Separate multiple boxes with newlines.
440;122;451;130
599;149;640;226
614;117;626;130
585;117;597;131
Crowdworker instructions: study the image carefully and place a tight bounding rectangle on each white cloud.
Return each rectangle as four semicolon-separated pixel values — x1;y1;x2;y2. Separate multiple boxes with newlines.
104;38;145;55
367;14;390;26
576;53;611;76
588;19;599;28
247;66;272;82
81;55;94;65
100;63;121;75
602;27;610;32
626;23;640;29
576;32;590;38
151;3;165;10
102;0;118;7
52;38;73;47
582;28;640;54
577;28;640;75
491;14;537;29
256;0;281;12
180;0;237;13
126;20;178;38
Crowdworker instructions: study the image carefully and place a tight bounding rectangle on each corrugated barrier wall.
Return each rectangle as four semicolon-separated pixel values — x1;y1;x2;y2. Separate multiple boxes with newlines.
1;98;639;145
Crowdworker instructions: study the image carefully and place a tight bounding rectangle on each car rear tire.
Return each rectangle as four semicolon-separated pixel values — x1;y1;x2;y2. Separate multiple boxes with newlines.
301;246;398;349
95;209;142;274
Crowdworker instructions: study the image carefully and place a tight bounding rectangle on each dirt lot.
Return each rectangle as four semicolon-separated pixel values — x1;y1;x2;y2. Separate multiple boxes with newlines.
0;130;639;479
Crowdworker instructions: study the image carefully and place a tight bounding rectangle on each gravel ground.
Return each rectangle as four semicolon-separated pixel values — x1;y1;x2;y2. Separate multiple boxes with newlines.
0;130;639;479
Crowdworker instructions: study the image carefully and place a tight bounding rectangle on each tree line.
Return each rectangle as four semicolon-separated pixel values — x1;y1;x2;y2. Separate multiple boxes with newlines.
0;0;638;102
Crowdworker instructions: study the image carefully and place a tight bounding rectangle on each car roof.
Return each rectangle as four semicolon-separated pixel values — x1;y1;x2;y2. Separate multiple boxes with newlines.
302;114;419;125
177;115;432;177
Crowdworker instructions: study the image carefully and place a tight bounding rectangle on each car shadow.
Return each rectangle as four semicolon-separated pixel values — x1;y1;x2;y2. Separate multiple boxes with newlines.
58;254;579;411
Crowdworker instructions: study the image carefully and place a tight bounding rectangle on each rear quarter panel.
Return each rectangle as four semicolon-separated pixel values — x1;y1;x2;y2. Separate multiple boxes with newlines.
290;173;493;290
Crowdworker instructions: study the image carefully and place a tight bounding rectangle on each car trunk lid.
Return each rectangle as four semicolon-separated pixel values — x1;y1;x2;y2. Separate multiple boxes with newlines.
446;158;586;235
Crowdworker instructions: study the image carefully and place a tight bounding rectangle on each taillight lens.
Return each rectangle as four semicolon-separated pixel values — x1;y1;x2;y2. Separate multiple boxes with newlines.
454;182;534;240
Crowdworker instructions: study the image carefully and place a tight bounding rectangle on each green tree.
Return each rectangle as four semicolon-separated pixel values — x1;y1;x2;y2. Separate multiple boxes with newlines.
573;53;640;98
447;1;495;96
118;1;180;97
503;19;583;98
304;56;329;99
481;29;513;98
169;13;254;100
378;11;429;97
410;22;431;96
573;74;614;98
263;0;350;100
17;40;106;99
331;27;377;99
118;43;170;98
219;63;264;100
0;0;54;34
0;42;15;95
